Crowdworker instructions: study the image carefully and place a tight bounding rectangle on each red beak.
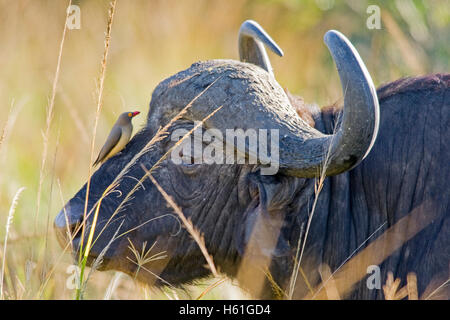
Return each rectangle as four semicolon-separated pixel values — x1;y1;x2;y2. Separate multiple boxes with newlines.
132;111;140;117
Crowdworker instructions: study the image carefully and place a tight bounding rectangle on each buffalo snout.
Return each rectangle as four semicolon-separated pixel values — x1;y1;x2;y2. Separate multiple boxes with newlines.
54;200;85;251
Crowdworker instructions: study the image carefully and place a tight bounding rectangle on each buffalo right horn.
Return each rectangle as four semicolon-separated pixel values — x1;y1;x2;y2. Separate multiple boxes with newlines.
278;30;380;177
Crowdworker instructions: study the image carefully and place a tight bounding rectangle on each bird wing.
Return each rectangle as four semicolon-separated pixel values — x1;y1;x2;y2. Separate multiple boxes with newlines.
93;125;122;166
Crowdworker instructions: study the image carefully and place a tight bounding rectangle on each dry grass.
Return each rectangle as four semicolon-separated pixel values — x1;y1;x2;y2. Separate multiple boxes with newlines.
317;264;340;300
286;109;340;299
0;0;447;300
126;239;168;279
35;0;72;235
0;103;13;152
382;271;418;300
79;0;117;269
146;171;219;278
304;201;440;300
0;187;26;299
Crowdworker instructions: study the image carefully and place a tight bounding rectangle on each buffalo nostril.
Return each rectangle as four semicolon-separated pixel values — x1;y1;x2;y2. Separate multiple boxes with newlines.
67;219;83;239
54;205;85;245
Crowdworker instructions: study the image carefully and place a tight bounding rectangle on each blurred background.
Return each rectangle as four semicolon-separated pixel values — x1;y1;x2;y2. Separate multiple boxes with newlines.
0;0;448;299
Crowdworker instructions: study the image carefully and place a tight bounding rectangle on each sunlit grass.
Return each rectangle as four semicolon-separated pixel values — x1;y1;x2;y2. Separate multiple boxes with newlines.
0;0;447;300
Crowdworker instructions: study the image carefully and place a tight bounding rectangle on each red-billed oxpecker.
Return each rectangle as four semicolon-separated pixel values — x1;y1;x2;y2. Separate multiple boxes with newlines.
93;111;140;166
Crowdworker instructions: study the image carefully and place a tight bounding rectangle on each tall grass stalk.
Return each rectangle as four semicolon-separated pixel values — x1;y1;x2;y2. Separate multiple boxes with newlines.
196;277;227;300
76;0;117;300
35;0;72;234
0;187;26;299
31;2;69;294
0;98;27;168
0;100;14;154
79;0;117;265
287;109;341;299
425;278;450;300
76;182;117;299
42;123;61;276
103;272;122;300
84;220;124;289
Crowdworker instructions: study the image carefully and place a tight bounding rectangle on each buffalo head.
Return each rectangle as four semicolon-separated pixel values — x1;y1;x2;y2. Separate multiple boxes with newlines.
54;21;379;294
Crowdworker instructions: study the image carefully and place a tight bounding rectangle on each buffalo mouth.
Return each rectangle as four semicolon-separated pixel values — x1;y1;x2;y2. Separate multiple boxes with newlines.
54;200;121;270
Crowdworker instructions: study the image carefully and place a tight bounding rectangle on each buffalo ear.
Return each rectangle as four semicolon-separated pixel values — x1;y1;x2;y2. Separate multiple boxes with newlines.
234;171;290;259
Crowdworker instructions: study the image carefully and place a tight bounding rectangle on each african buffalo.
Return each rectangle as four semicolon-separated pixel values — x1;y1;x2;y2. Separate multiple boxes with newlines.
55;21;449;299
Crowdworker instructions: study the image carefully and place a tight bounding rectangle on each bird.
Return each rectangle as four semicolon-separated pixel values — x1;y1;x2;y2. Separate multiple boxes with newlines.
93;111;140;166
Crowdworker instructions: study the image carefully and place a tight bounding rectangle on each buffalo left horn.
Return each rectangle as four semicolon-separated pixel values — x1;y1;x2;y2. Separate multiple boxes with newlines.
238;20;284;76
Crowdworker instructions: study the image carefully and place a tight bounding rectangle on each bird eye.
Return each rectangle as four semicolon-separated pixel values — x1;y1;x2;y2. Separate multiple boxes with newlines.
128;112;132;117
